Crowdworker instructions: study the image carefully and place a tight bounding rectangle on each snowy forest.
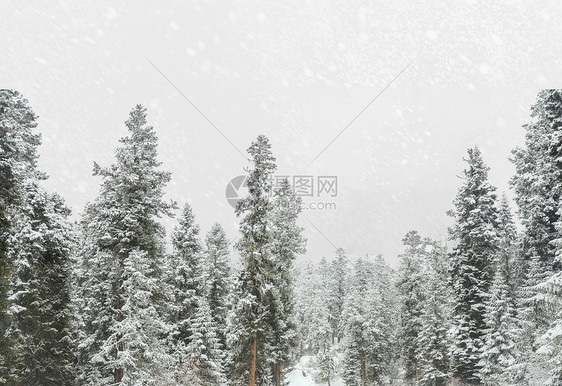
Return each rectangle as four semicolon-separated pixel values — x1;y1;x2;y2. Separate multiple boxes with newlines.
2;88;562;386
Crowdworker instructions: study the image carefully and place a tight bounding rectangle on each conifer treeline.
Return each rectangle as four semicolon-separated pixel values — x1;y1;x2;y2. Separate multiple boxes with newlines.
297;91;562;385
0;92;305;385
2;89;562;385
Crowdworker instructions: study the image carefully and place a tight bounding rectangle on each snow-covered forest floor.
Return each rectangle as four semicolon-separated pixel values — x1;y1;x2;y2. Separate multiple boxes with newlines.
286;356;344;386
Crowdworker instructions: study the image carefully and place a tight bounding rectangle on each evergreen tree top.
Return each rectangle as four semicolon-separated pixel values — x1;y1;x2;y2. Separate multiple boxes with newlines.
205;223;228;251
531;90;562;120
449;146;498;227
243;134;277;199
0;90;44;186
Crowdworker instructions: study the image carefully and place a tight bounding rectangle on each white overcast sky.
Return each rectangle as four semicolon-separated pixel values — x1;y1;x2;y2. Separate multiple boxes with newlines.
3;1;562;267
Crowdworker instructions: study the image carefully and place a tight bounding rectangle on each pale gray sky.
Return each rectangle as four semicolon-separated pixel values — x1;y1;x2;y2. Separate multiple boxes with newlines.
3;1;562;267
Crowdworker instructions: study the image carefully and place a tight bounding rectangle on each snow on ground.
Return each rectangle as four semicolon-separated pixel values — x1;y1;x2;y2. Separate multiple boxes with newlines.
286;356;344;386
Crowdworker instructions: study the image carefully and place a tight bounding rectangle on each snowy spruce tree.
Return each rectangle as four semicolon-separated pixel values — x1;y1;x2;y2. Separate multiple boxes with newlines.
185;296;226;385
316;342;336;386
0;90;42;381
328;248;348;345
266;178;306;386
76;105;174;384
202;223;231;350
397;231;452;385
416;239;452;386
396;230;427;384
477;194;525;385
9;182;76;385
168;202;203;366
228;135;277;386
533;197;562;384
294;258;338;382
342;256;398;385
293;263;317;356
0;90;76;385
294;258;332;359
511;90;562;337
105;248;173;384
448;146;499;384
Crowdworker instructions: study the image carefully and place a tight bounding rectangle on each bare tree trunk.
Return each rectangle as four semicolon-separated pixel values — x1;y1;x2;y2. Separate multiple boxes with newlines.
114;368;124;384
114;309;124;383
249;335;257;386
274;361;281;386
361;359;366;386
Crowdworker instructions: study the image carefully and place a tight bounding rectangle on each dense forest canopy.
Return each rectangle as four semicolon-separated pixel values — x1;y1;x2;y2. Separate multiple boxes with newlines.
2;89;562;385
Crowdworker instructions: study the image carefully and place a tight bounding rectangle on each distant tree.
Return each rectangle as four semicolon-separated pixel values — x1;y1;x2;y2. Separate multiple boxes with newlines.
417;239;452;386
202;223;231;350
168;202;203;366
396;230;427;384
342;256;398;385
316;342;336;386
186;296;226;385
328;248;348;344
294;262;320;356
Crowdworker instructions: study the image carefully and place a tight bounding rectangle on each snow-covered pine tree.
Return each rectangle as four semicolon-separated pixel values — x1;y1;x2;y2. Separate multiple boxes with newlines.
202;223;231;351
396;230;427;384
533;272;562;384
312;258;334;354
294;262;318;356
342;256;398;385
228;135;277;386
266;178;306;386
341;294;364;386
342;258;370;386
185;295;225;385
496;195;525;295
533;197;562;383
448;146;499;384
511;90;562;336
169;203;203;363
0;90;42;382
478;194;525;384
328;248;348;345
102;248;173;384
8;182;76;384
367;255;400;383
75;105;174;384
316;340;336;386
294;258;337;380
417;239;452;386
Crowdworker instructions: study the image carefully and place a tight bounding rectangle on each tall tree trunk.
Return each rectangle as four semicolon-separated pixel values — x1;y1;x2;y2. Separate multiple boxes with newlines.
274;361;281;386
115;306;124;383
114;367;124;383
249;335;257;386
361;358;366;386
